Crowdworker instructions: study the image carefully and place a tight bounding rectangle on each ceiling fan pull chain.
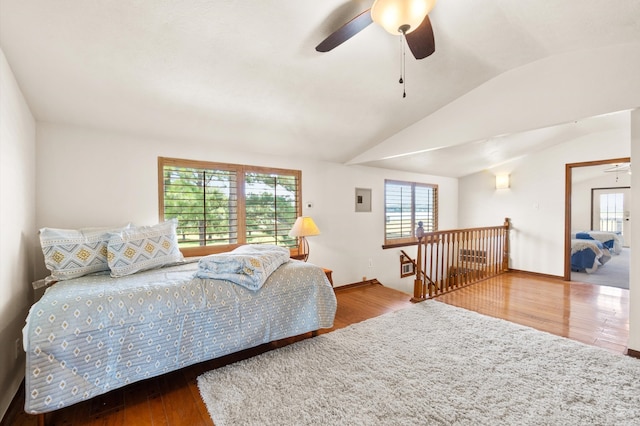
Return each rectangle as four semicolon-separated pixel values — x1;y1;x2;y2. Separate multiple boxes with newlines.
401;33;407;98
399;35;404;85
398;31;407;98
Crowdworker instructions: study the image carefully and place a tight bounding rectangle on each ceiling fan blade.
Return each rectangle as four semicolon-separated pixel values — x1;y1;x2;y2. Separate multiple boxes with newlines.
405;15;435;59
315;9;373;52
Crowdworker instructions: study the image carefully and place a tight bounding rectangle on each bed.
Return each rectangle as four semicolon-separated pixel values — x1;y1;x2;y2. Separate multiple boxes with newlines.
24;221;337;416
571;239;612;273
574;230;623;255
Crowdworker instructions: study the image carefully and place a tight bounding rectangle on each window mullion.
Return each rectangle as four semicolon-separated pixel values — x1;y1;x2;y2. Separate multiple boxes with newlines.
271;176;278;244
411;183;417;234
237;167;246;245
201;170;207;246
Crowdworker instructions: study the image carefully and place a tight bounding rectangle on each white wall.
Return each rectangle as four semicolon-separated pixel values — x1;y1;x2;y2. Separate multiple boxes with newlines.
35;122;458;296
0;49;36;420
629;108;640;352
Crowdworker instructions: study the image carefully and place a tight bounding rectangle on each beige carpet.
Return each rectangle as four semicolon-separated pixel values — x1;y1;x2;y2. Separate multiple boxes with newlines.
198;301;640;426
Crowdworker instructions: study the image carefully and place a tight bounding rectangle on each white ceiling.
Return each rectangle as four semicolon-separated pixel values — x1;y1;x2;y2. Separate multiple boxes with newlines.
1;0;639;177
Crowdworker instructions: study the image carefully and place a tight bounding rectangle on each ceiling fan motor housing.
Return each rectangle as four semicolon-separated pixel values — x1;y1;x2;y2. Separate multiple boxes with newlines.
371;0;437;35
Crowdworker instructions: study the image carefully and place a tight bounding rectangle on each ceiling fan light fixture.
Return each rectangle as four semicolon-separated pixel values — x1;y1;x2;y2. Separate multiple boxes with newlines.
371;0;436;35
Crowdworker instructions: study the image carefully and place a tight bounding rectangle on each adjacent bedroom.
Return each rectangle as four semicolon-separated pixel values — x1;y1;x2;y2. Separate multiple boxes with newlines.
570;162;631;290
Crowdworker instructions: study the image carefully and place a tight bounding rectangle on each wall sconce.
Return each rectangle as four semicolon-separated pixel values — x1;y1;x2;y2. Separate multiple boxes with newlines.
495;174;510;190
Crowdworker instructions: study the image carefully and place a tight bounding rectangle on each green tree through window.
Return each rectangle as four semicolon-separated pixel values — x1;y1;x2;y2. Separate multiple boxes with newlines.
159;157;301;256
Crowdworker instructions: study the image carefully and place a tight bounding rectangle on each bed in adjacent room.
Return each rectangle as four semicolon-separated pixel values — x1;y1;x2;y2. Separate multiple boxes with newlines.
574;230;623;254
570;239;612;273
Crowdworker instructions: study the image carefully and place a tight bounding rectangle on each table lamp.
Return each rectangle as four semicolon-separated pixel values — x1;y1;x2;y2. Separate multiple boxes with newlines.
288;216;320;262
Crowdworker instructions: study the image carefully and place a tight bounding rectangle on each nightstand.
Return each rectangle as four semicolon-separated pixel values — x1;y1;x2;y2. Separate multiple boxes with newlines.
322;268;333;287
290;255;333;286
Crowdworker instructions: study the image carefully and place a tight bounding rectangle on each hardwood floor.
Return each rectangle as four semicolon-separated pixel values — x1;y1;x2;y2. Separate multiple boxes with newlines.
3;272;630;426
436;271;629;354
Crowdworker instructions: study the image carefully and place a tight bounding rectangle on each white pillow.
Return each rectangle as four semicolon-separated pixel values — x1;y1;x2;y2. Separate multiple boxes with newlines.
107;219;184;277
39;225;130;281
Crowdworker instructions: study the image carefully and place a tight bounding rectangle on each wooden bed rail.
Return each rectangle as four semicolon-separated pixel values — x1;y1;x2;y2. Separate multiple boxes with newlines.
412;218;511;302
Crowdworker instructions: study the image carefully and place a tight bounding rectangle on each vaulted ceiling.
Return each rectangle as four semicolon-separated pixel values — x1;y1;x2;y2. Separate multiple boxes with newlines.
1;0;639;177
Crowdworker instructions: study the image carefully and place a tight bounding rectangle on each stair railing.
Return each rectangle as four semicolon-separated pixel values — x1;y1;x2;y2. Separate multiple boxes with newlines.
411;218;511;302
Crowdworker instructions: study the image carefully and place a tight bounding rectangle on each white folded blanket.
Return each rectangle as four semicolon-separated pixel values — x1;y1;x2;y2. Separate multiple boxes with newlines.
195;244;290;290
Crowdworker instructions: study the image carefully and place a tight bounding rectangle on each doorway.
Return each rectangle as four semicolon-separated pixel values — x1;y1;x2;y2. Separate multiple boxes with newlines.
564;157;631;281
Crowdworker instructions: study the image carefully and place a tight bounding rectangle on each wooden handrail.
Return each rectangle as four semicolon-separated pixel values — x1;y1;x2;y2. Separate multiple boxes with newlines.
412;218;511;302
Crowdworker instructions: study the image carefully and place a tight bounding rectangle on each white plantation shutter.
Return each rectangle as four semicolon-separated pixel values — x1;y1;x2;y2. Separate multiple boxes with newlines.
384;179;438;246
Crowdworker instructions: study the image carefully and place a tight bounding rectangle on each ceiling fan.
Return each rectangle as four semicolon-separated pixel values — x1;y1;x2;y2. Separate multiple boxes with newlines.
315;0;437;60
604;163;631;173
604;163;632;182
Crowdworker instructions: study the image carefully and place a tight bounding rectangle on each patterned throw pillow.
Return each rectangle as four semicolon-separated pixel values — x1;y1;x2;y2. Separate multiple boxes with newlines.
39;225;130;281
107;219;184;277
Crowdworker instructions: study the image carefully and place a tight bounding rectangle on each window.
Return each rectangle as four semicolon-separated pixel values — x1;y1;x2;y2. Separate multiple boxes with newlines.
384;179;438;246
159;157;301;256
598;192;624;233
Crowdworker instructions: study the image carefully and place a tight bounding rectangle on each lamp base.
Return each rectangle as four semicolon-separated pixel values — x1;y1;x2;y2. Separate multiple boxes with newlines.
296;237;310;262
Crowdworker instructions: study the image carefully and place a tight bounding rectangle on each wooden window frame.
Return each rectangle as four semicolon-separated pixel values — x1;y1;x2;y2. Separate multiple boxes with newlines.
383;179;438;248
158;157;302;257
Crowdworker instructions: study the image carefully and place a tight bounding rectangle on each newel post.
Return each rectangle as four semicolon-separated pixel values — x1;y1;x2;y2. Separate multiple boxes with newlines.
502;217;511;272
412;221;426;302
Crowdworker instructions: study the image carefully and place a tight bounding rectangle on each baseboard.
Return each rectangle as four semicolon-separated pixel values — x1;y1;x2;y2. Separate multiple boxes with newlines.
507;269;565;281
334;278;382;291
627;348;640;359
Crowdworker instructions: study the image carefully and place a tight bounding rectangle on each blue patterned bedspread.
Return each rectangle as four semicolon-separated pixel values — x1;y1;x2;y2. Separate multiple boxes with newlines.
23;260;336;414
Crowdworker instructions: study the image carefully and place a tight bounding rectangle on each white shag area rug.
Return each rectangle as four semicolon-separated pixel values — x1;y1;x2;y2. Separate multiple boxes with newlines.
197;300;640;426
